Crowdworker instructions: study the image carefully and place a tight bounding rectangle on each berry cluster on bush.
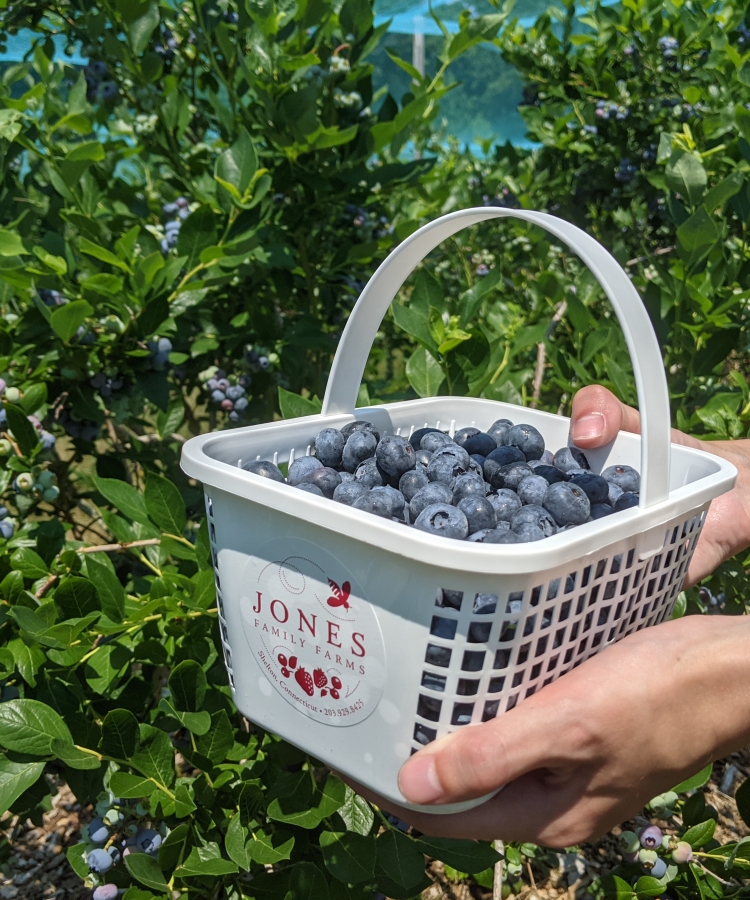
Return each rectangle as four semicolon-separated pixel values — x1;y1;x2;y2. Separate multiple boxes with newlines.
84;60;118;104
160;197;190;255
199;366;250;422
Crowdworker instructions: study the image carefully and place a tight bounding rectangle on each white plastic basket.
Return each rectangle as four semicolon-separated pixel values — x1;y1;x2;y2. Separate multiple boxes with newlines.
181;208;736;814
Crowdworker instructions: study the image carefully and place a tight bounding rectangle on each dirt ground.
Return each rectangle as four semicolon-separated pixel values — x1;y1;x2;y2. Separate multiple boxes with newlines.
1;752;748;900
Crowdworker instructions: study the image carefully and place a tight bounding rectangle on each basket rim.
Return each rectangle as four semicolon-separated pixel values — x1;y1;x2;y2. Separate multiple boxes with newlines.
181;399;736;576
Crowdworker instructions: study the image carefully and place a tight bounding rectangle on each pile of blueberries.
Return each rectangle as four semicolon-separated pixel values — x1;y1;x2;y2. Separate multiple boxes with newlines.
242;417;641;544
620;824;694;878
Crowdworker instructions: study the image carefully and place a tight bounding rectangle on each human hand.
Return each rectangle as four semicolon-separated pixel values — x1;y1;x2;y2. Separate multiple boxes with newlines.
364;614;750;846
569;385;750;587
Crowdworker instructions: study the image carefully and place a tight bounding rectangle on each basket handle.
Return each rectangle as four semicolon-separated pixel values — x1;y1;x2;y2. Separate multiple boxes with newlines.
321;208;670;509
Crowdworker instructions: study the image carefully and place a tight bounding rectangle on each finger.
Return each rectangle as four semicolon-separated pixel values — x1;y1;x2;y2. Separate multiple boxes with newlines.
570;385;638;447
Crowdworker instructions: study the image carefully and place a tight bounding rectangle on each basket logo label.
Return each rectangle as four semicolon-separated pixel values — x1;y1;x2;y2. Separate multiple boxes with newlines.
241;543;386;727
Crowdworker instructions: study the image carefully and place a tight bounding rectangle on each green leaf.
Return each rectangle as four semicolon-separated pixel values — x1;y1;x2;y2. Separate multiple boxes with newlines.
703;172;744;211
4;403;39;457
168;659;207;712
278;387;322;419
677;207;719;253
49;300;94;343
156;402;184;439
66;141;105;162
0;755;45;815
194;710;233;764
85;644;131;695
672;763;713;794
0;229;27;256
109;772;154;798
19;383;48;415
215;128;257;196
80;237;132;272
176;206;217;268
130;724;175;788
33;246;67;275
144;472;186;535
414;837;501;874
11;547;48;580
175;844;239;877
405;346;445;398
83;553;125;622
735;777;750;829
125;851;169;891
320;831;376;885
239;782;264;825
288;862;330;900
226;813;253;870
316;774;347;817
157;699;211;735
267;771;322;829
173;783;197;817
50;738;102;770
247;828;295;865
375;829;426;890
683;819;717;848
94;475;150;525
634;877;666;897
159;822;190;869
67;843;90;880
101;709;140;760
129;2;160;54
665;151;707;206
0;699;72;755
54;576;100;618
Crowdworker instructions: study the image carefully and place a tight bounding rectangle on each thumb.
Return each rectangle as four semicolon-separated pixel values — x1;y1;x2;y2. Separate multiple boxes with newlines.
398;692;580;806
570;385;641;448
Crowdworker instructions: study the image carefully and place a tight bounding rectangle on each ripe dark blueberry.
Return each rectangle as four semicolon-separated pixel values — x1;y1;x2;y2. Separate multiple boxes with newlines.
295;483;324;496
608;482;624;506
314;428;345;468
353;457;385;489
414;503;469;540
517;475;548;507
340;420;380;442
487;530;522;544
639;825;663;849
531;464;569;484
511;505;557;537
100;82;118;101
453;427;481;447
87;849;113;874
409;482;453;520
342;430;377;472
136;829;162;853
544;482;591;526
553;446;590;473
212;389;226;403
399;469;429;503
488;489;522;522
589;502;614;519
226;385;245;401
288;455;323;485
376;435;416;478
615;491;639;511
470;453;486;468
512;522;545;542
242;459;286;483
570;472;609;504
602;464;640;493
234;397;249;413
452;473;487;504
483;446;525;483
506;423;545;461
467;528;497;542
487;418;514;446
89;817;109;844
353;491;393;518
427;446;470;483
371;485;405;519
303;466;341;498
420;431;453;453
333;481;369;506
409;427;443;450
415;448;433;469
490;462;533;492
462;432;497;457
457;496;497;533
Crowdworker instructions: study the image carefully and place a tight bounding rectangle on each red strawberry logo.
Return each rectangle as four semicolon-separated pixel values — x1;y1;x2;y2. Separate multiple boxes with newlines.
326;578;351;611
295;667;314;697
313;668;328;689
331;676;342;690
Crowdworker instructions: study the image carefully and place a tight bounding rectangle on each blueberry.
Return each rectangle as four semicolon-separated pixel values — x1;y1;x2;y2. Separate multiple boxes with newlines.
211;389;226;404
457;496;497;533
303;466;341;498
672;841;694;864
589;503;614;519
570;472;609;504
354;457;385;489
226;385;245;401
511;504;557;537
410;482;453;520
93;886;119;900
420;431;454;453
339;471;355;482
467;528;499;542
483;445;526;483
608;482;624;506
506;423;545;461
353;491;393;518
342;430;377;472
295;483;324;496
469;526;511;543
409;427;443;450
427;447;470;485
490;462;533;492
415;448;433;469
615;492;639;511
487;418;514;446
640;825;663;849
553;446;590;473
399;469;429;503
371;485;405;519
530;464;569;484
314;428;345;468
452;473;487;504
0;507;7;519
512;523;546;542
243;459;285;482
543;482;591;526
647;857;667;879
234;397;249;412
87;848;113;874
414;503;469;540
602;464;640;493
376;435;416;478
453;427;480;447
88;816;109;844
487;489;522;522
333;481;368;505
470;453;486;469
136;829;162;853
340;420;380;443
485;530;522;544
462;432;498;457
620;831;641;854
517;475;549;507
288;455;323;485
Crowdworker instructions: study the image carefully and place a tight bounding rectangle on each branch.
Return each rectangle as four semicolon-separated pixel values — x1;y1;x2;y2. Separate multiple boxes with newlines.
626;245;675;267
78;538;161;554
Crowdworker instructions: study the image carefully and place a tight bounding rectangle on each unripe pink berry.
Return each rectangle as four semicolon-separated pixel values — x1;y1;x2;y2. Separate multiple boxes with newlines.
672;841;694;864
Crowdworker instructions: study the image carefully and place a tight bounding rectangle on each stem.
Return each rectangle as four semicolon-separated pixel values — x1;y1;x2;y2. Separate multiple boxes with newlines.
78;538;161;554
493;839;504;900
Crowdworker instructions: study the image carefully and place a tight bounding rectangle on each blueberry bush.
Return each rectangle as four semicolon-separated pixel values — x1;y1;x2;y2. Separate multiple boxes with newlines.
0;0;749;897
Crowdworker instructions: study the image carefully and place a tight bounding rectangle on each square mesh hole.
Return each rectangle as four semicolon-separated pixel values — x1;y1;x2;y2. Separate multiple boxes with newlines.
506;592;524;613
436;589;463;610
452;703;474;725
473;593;498;615
414;723;437;745
425;645;452;667
430;616;458;640
421;671;446;692
493;649;511;669
461;650;485;671
488;676;505;692
483;700;500;721
457;678;480;696
417;695;442;722
468;622;492;643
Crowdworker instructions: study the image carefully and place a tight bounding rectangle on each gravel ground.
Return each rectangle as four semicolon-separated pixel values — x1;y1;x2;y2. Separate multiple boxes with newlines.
1;752;748;900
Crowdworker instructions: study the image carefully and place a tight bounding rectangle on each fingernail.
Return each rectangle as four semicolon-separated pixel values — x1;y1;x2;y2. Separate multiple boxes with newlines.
398;754;444;804
571;412;604;442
